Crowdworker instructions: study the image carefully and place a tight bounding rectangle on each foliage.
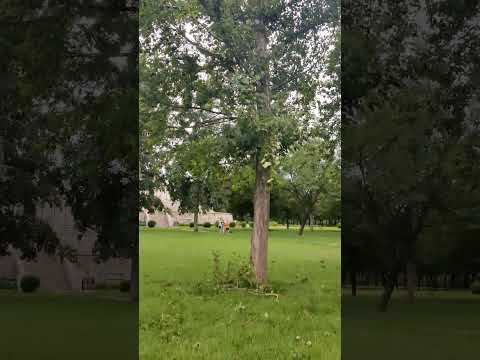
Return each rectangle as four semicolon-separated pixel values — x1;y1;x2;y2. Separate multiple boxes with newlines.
147;220;156;228
20;275;40;293
280;137;340;234
0;278;16;290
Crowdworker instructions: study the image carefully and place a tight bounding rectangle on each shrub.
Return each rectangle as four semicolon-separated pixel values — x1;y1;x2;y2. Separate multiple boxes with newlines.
20;275;40;293
120;280;131;293
240;222;246;228
189;222;195;228
0;278;16;290
147;220;156;228
471;281;480;295
203;222;212;228
229;221;236;228
249;222;254;228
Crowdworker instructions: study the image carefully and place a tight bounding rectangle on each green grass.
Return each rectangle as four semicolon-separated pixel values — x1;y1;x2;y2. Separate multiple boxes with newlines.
342;289;480;360
140;227;341;360
0;291;137;360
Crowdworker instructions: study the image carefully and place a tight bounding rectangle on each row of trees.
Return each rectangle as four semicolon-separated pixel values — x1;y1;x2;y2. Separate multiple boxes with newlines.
140;0;340;284
342;1;480;311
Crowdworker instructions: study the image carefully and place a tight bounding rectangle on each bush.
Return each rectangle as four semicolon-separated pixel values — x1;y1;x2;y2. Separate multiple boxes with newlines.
229;221;236;228
240;222;246;228
119;280;131;293
249;222;254;228
20;275;40;293
203;222;212;228
147;220;156;228
0;278;16;290
471;281;480;295
189;222;195;228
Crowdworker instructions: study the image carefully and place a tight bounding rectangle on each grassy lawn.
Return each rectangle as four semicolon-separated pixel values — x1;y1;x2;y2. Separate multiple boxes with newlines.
342;290;480;360
0;290;137;360
140;227;341;360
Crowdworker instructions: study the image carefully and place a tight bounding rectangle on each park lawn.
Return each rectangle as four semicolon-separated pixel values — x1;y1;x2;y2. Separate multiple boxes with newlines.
140;227;341;360
0;290;137;360
342;290;480;360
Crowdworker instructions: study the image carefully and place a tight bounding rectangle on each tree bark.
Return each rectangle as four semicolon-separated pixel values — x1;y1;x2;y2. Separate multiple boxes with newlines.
379;263;400;311
298;216;307;236
250;15;271;285
251;157;270;284
130;250;139;303
350;269;357;296
193;210;199;232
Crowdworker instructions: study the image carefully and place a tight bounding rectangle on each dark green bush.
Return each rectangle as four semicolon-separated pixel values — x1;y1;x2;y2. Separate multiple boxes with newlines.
20;275;40;293
0;278;16;290
147;220;156;228
120;280;131;292
249;222;254;228
189;222;195;228
203;222;212;228
230;221;236;228
471;281;480;295
241;222;246;228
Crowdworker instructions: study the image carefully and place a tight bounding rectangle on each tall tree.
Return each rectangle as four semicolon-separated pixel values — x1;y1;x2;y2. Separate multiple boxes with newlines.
141;0;339;284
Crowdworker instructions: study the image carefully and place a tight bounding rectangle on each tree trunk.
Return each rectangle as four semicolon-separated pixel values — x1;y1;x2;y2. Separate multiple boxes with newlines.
350;269;357;296
250;16;271;285
286;217;289;230
251;157;270;284
193;210;199;232
298;216;307;236
379;264;400;311
406;260;416;304
130;250;139;303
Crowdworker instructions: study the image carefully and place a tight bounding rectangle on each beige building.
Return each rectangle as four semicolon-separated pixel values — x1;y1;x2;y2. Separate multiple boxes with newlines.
0;203;130;292
139;191;234;227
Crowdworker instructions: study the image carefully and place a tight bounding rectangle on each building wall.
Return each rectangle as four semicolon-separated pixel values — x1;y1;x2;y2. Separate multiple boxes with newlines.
139;191;235;228
0;203;131;292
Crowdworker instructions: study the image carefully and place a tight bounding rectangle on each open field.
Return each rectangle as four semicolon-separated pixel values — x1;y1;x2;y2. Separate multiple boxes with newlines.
140;227;341;360
0;290;137;360
342;290;480;360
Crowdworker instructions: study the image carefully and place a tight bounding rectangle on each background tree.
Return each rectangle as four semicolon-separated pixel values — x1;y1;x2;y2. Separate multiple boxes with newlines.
166;133;226;231
280;138;339;235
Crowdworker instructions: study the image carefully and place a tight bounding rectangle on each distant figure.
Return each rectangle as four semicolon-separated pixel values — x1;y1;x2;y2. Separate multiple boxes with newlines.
219;218;225;233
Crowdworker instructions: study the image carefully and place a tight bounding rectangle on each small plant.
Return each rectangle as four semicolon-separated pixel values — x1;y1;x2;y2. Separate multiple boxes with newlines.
20;275;40;293
147;220;156;228
240;222;246;228
229;221;236;228
249;222;254;228
203;222;212;228
120;280;131;292
189;222;195;228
